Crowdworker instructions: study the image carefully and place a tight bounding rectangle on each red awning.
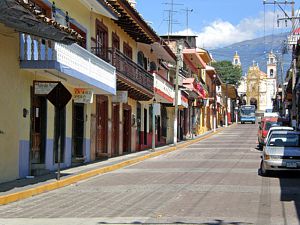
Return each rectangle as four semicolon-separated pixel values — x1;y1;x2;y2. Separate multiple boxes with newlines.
182;78;206;99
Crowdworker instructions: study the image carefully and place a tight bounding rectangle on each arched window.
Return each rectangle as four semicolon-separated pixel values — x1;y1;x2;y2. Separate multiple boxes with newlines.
270;69;274;77
235;59;238;64
137;51;144;68
150;61;157;71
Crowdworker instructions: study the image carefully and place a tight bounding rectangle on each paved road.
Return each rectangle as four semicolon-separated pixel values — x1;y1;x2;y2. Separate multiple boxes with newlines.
1;124;300;225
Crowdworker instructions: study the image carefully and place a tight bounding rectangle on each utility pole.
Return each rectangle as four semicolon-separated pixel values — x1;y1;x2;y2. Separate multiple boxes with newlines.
264;1;297;31
174;40;183;146
163;0;183;40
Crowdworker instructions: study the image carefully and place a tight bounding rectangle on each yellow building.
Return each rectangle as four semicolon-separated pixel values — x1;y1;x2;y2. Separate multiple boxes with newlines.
0;0;176;183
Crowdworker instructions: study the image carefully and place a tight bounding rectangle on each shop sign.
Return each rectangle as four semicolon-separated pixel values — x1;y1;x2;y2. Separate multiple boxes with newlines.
153;103;161;115
112;91;128;103
34;81;59;95
74;88;93;104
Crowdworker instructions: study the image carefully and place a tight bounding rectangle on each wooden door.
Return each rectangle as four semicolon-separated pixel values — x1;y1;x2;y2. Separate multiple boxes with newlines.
31;92;46;164
111;104;119;156
123;106;131;153
96;95;108;157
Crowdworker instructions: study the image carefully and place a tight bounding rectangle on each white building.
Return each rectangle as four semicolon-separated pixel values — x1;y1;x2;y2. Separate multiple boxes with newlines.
237;51;277;111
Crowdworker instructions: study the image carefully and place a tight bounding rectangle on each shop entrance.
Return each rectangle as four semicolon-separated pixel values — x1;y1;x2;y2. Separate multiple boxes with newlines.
30;92;47;164
111;103;120;156
96;95;108;158
72;103;84;158
123;104;131;153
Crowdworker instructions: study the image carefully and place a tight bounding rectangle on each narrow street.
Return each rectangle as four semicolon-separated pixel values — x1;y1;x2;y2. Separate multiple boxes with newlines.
1;124;300;225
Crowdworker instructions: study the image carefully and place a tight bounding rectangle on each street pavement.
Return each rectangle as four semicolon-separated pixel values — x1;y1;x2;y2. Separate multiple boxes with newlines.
1;124;300;225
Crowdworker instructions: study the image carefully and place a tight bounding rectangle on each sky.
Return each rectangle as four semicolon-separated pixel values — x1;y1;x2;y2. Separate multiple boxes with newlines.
136;0;299;49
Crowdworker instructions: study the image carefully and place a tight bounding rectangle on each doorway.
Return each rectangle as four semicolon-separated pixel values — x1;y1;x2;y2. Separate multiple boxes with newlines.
30;92;47;164
111;103;120;156
72;103;84;158
123;105;131;153
96;95;108;158
144;108;147;145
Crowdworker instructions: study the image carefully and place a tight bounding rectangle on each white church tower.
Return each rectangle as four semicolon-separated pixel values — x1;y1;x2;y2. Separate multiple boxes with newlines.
265;50;277;110
232;51;241;67
267;50;277;79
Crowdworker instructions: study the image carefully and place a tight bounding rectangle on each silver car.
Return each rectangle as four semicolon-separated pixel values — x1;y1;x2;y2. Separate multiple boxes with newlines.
260;131;300;176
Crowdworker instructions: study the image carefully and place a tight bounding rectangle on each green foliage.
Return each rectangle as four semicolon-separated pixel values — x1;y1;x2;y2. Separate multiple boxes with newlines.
211;61;242;85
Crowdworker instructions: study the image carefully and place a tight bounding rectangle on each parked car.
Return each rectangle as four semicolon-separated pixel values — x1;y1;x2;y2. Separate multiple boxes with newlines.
264;126;294;146
257;117;282;148
260;131;300;176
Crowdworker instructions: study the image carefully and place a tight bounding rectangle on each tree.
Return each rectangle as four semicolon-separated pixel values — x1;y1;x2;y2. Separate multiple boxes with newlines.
211;60;242;85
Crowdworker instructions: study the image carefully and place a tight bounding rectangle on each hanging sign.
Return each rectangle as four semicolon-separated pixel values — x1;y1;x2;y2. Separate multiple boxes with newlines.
153;103;161;115
112;91;128;103
73;88;94;104
34;81;59;95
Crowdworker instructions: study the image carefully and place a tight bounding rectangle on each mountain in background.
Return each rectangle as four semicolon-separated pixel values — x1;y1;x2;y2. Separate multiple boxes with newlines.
210;33;292;81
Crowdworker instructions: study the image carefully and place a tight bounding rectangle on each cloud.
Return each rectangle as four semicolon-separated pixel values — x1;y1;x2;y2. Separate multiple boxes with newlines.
173;11;285;49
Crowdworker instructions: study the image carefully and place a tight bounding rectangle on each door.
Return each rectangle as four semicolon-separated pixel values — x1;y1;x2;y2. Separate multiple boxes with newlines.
31;91;47;164
72;103;84;158
111;104;119;156
137;103;142;147
144;108;147;145
157;116;161;142
123;105;131;153
96;95;108;158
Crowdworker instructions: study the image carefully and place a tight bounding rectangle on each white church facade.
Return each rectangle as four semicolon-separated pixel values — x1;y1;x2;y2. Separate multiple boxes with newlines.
237;51;277;111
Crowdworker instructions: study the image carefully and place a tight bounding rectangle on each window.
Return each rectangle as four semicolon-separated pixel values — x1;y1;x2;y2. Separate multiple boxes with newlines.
137;51;144;67
270;69;274;77
95;20;108;61
112;32;120;50
150;61;157;71
123;42;132;59
235;59;238;64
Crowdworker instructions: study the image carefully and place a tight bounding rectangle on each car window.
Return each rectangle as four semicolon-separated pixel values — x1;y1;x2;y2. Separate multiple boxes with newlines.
268;133;300;147
265;122;280;130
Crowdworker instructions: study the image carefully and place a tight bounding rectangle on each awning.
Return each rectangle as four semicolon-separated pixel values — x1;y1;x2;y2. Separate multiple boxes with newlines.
221;84;238;99
183;48;207;74
182;78;206;99
206;65;222;85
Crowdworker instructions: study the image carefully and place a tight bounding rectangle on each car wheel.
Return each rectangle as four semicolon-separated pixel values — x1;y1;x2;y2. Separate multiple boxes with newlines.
260;160;269;176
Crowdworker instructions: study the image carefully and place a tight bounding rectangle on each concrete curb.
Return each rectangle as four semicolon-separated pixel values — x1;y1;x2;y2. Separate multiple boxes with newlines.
0;125;231;205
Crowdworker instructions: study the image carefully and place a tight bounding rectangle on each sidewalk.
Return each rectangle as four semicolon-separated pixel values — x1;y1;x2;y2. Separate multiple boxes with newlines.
0;127;226;205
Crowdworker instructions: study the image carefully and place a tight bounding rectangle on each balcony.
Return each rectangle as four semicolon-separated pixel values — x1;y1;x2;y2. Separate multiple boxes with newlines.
91;43;154;100
20;34;116;95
